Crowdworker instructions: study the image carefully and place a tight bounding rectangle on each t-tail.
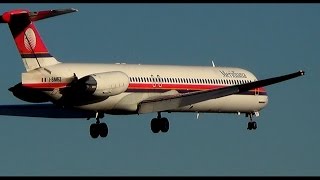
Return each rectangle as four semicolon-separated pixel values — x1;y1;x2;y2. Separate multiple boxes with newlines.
0;8;78;71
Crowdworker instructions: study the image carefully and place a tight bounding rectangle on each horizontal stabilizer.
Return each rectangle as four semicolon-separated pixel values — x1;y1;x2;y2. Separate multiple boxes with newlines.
0;8;78;23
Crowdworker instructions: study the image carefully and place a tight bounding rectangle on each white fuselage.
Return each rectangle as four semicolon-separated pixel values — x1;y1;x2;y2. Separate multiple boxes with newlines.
23;63;268;115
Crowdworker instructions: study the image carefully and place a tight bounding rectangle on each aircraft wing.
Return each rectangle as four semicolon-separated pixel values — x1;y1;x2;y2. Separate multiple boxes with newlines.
0;104;95;118
137;70;305;114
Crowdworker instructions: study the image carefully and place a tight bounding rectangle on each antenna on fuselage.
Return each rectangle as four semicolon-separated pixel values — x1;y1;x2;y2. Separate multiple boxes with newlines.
211;57;216;67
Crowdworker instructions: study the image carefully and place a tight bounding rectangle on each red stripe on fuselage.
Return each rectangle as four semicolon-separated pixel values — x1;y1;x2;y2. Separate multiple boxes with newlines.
22;82;267;93
128;83;266;92
22;83;68;89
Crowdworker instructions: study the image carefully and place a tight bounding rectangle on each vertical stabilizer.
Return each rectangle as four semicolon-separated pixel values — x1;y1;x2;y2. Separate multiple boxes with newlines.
1;8;77;71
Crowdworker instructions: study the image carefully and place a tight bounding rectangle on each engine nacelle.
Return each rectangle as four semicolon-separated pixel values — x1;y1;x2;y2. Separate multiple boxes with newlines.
78;71;129;97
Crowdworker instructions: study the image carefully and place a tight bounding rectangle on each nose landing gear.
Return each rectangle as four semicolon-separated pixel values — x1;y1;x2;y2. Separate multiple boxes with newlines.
246;113;257;130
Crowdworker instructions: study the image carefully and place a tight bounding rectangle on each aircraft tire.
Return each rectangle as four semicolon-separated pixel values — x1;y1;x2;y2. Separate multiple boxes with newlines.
253;122;257;130
151;118;160;133
247;122;252;130
99;123;108;138
160;118;169;133
90;123;99;138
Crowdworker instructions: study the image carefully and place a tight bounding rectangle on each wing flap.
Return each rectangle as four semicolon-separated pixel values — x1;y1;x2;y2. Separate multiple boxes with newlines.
138;86;239;113
137;70;305;114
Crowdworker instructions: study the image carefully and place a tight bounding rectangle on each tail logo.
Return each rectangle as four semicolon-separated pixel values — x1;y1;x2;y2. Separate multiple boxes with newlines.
24;28;36;51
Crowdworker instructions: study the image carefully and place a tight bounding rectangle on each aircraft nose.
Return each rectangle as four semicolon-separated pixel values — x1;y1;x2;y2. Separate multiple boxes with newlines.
259;93;268;108
258;87;268;108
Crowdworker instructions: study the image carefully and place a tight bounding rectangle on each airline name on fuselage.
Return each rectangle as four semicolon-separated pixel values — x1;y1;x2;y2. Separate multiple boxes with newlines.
220;70;247;78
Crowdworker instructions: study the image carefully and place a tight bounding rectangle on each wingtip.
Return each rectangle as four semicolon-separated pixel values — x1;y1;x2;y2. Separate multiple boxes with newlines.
70;8;79;12
299;70;305;76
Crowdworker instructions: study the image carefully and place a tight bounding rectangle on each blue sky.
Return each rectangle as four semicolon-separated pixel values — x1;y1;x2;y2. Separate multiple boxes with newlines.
0;3;318;176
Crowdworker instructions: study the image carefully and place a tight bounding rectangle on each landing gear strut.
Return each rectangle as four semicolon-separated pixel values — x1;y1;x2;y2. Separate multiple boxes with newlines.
246;113;257;130
150;112;169;133
89;112;108;138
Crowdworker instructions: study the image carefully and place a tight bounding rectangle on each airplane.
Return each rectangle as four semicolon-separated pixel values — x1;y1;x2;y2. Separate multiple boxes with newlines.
0;8;305;139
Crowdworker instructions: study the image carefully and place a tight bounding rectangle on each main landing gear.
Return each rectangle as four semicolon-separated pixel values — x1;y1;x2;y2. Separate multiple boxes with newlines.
246;113;257;130
89;112;108;139
150;112;169;133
